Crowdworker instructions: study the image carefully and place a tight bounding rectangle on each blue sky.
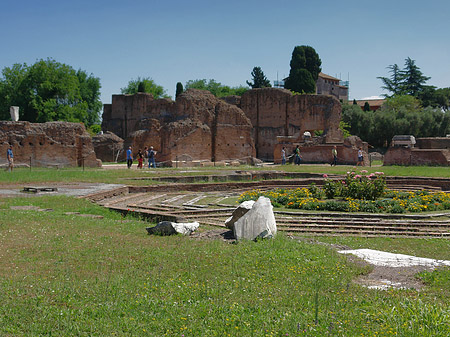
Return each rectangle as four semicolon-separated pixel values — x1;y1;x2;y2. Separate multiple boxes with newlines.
1;0;449;105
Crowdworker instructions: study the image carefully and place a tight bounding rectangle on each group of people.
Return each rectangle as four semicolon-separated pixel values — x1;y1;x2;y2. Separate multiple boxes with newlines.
280;145;365;166
126;146;157;169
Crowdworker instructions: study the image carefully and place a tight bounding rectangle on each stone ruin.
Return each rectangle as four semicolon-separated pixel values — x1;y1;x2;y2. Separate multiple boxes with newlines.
92;131;124;163
238;88;367;164
101;88;367;166
384;136;450;166
102;89;255;166
0;121;101;168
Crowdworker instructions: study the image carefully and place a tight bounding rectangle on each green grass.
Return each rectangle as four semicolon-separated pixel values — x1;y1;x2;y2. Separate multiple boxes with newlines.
0;196;449;336
2;164;450;188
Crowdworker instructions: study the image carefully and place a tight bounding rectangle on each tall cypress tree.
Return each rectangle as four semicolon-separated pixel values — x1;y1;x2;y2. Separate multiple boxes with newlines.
284;45;321;94
175;82;184;98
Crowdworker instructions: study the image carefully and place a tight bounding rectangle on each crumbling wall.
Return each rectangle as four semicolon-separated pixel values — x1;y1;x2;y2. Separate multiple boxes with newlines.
384;147;450;166
92;131;124;163
0;121;101;167
103;90;255;164
240;88;343;160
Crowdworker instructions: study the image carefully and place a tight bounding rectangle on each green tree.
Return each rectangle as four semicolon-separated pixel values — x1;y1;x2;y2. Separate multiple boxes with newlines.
401;57;430;97
377;64;403;97
76;70;102;126
120;77;169;98
175;82;184;98
185;79;248;97
0;63;28;120
0;58;101;125
378;58;430;99
284;45;321;94
246;66;271;88
363;102;371;112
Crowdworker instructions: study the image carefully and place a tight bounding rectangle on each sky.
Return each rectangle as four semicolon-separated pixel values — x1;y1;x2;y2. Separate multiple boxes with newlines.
1;0;449;106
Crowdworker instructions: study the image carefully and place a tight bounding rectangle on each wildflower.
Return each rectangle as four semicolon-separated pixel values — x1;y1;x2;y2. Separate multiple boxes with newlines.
323;174;328;178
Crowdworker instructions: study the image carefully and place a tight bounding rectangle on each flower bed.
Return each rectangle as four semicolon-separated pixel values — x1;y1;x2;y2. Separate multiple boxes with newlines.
238;171;450;214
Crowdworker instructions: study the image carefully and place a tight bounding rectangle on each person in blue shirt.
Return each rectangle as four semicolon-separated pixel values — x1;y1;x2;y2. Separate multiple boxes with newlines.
126;146;133;169
148;146;157;168
6;145;13;172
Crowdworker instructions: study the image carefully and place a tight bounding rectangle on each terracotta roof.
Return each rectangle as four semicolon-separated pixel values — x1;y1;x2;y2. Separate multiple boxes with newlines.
354;99;385;107
318;72;341;81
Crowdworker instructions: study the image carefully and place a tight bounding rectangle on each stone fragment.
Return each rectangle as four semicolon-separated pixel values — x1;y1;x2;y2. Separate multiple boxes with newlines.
225;200;255;229
10;106;19;121
146;221;199;236
232;196;277;241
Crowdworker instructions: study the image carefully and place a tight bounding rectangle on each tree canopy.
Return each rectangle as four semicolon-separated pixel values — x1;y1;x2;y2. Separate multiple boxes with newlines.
120;77;169;99
378;58;431;98
342;96;450;148
246;66;271;89
284;45;321;94
0;58;101;125
184;79;248;97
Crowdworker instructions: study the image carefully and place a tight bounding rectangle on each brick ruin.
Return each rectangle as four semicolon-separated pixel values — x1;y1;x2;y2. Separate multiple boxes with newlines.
0;121;101;167
384;137;450;166
102;89;255;165
102;88;366;165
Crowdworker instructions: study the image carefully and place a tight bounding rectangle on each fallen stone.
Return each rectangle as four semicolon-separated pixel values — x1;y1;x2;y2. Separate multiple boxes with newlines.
225;200;255;229
232;196;277;240
339;249;450;268
146;221;199;236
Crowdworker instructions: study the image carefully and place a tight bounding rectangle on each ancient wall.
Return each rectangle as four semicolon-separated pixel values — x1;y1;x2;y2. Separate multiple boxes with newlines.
101;88;345;164
239;88;343;160
273;136;369;165
416;137;450;149
0;121;101;167
102;90;255;164
92;131;124;163
384;147;450;166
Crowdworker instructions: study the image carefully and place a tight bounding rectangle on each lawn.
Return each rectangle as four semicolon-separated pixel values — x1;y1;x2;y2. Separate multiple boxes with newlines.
1;166;450;336
0;194;449;336
2;163;450;187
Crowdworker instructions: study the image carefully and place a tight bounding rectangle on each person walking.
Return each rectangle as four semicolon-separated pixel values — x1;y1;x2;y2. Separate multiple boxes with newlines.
137;149;143;169
281;147;286;165
294;145;302;165
357;147;364;166
143;146;149;168
331;145;338;166
126;146;133;169
148;146;157;168
6;145;13;172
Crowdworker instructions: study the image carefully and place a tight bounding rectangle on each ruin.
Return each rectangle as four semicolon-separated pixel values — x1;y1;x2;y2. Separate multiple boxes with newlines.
384;136;450;166
102;90;255;165
0;121;101;168
92;131;124;163
101;88;366;165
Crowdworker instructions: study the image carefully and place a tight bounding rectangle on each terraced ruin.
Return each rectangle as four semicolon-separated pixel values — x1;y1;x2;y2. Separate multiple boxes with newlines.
83;172;450;238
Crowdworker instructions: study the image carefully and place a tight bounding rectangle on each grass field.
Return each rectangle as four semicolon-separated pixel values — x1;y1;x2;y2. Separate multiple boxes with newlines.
0;166;450;336
2;163;450;186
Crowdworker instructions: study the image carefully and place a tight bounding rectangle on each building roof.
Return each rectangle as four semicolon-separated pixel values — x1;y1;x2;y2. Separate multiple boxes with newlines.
354;99;386;107
318;72;341;81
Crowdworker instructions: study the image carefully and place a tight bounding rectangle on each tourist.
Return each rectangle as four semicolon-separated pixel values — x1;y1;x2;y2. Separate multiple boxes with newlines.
126;146;133;169
143;146;149;168
281;147;286;165
137;149;143;169
148;146;157;168
357;147;364;166
6;145;13;172
294;145;302;165
331;145;338;166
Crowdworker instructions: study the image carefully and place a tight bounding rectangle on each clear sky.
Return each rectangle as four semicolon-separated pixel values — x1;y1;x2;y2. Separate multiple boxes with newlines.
1;0;449;105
